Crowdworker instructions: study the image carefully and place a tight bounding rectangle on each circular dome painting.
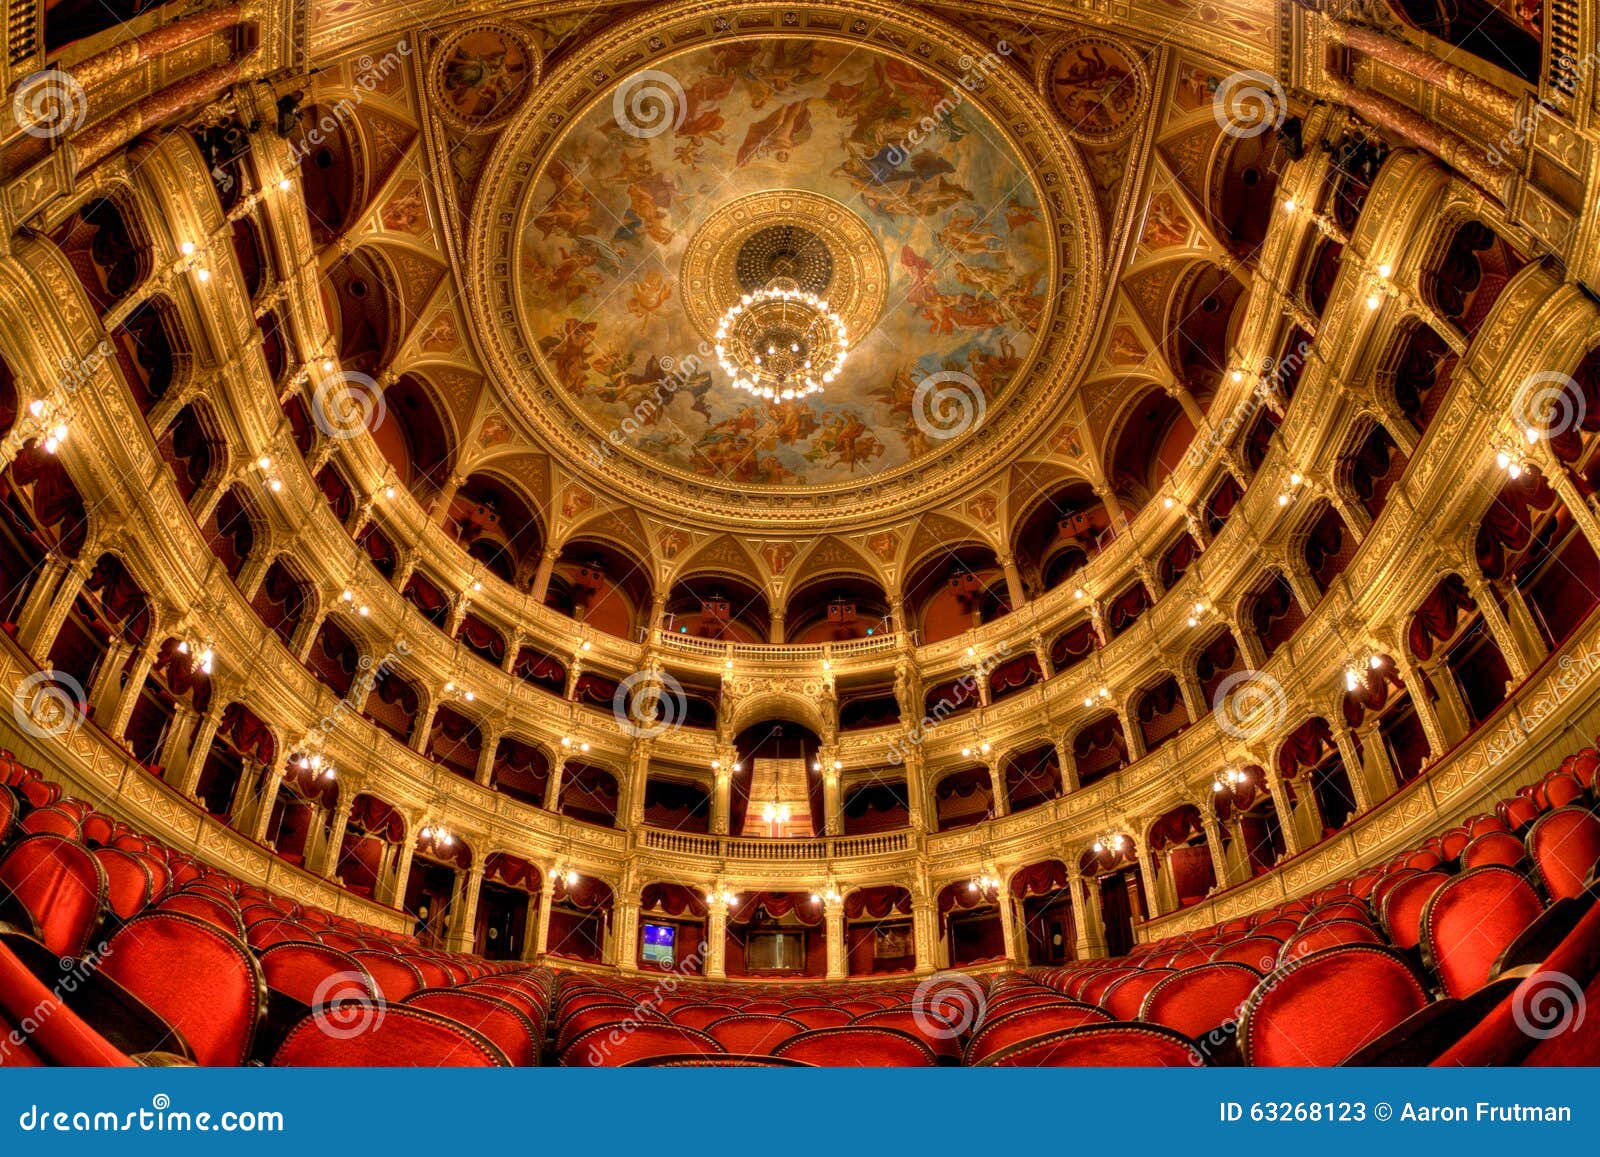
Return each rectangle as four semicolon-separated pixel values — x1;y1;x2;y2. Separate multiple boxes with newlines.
516;39;1052;487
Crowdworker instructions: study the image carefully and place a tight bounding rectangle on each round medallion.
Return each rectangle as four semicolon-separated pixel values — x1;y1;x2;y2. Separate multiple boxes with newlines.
1038;36;1147;142
432;24;540;129
680;190;886;353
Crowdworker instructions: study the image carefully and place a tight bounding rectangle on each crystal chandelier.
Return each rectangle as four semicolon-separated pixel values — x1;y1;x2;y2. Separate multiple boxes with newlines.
714;277;847;402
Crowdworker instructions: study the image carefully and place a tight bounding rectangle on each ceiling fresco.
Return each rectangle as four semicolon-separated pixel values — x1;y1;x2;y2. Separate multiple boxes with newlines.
514;38;1052;487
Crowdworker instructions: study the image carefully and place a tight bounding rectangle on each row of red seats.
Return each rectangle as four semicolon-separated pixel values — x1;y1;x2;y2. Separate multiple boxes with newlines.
1024;749;1600;1065
549;973;970;1065
0;751;552;1066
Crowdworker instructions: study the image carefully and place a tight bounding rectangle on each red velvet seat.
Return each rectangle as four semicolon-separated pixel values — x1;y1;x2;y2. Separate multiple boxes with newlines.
1379;870;1449;950
0;785;18;844
156;890;245;935
92;847;155;921
1209;937;1283;970
403;989;540;1065
1252;918;1300;940
771;1025;935;1066
100;911;265;1066
963;1001;1112;1064
0;833;107;958
20;806;82;838
785;1004;852;1029
556;1003;657;1053
1527;806;1600;900
1102;968;1174;1020
274;1005;508;1066
1277;918;1383;964
563;1022;724;1066
849;1007;962;1062
0;937;133;1066
1139;962;1261;1038
738;1000;791;1014
670;1003;741;1029
258;941;373;1006
351;949;424;1003
1541;772;1585;810
1422;865;1546;997
1434;895;1600;1065
1239;945;1428;1065
1300;900;1372;928
977;1022;1206;1066
1438;829;1471;860
704;1013;806;1054
1462;830;1526;870
1078;968;1137;1007
1498;795;1541;831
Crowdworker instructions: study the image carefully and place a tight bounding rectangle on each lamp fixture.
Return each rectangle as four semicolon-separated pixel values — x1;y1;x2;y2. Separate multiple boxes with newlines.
419;822;454;849
810;886;842;904
1083;684;1111;709
967;872;1001;895
960;741;992;758
714;279;848;402
1091;832;1128;855
26;398;71;454
175;635;215;675
1213;766;1250;793
296;751;337;781
1344;650;1386;693
705;887;738;906
560;735;590;752
442;680;475;702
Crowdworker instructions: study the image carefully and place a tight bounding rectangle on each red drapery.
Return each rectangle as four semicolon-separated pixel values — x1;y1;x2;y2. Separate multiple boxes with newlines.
641;882;706;917
1010;858;1068;899
729;891;824;926
485;852;540;891
1277;717;1335;779
1408;574;1476;660
458;614;506;662
844;885;911;919
348;794;406;842
553;874;611;910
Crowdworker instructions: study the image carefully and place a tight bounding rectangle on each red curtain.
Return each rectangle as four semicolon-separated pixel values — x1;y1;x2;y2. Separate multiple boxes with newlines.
641;882;706;917
1010;859;1068;899
844;885;911;919
729;891;824;926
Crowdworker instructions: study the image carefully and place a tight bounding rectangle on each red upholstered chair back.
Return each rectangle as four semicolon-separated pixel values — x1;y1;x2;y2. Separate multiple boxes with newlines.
101;911;266;1066
0;833;107;958
1209;937;1282;970
1102;969;1174;1021
1527;807;1600;900
20;806;81;838
772;1026;936;1067
1498;795;1540;831
259;941;373;1006
403;990;540;1066
738;1000;790;1014
964;1002;1112;1064
1168;946;1214;968
157;890;244;936
1422;865;1546;997
1439;830;1471;860
274;1005;508;1066
406;955;456;989
1462;831;1526;870
704;1014;806;1054
1252;918;1300;940
466;980;546;1024
1378;870;1449;950
1541;772;1585;810
1300;900;1371;928
1240;945;1427;1065
0;785;15;845
351;950;424;1003
247;918;308;949
978;1022;1207;1066
79;813;116;847
785;1005;852;1029
1078;968;1137;1006
557;1003;660;1053
1277;919;1383;964
980;989;1063;1018
849;1008;961;1061
1569;749;1600;788
562;1022;724;1066
1368;869;1419;915
1139;962;1261;1038
670;1003;741;1029
92;848;155;921
0;937;132;1067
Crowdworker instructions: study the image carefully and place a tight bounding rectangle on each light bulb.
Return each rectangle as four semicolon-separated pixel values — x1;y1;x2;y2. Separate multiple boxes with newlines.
180;241;196;255
278;177;292;191
1377;263;1392;279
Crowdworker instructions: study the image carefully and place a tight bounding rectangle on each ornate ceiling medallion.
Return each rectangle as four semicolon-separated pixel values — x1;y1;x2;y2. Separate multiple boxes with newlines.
430;23;541;130
1037;35;1148;143
681;190;886;355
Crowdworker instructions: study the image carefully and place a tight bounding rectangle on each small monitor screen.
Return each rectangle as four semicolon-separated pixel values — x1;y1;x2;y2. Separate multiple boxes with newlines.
641;922;676;966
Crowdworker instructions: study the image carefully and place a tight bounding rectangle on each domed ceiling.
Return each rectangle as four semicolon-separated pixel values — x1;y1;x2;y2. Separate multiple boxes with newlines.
515;39;1052;486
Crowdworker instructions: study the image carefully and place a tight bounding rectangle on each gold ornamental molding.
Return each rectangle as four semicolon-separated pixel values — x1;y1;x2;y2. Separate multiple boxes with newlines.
679;189;887;350
467;0;1102;529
